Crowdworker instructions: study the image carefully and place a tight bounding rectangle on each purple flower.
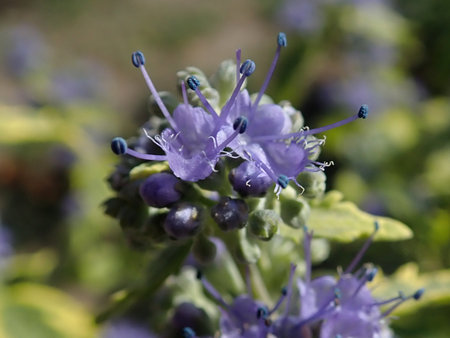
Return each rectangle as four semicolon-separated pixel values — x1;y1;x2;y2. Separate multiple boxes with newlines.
197;223;424;337
112;34;367;192
111;52;250;182
220;33;368;195
229;161;273;197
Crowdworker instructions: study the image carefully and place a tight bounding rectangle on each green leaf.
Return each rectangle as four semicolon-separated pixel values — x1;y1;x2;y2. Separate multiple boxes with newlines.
0;283;96;338
308;191;412;242
373;263;450;315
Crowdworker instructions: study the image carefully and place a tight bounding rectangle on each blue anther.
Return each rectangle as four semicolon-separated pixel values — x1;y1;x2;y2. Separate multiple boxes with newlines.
111;137;127;155
187;76;200;91
256;307;268;319
281;286;287;296
277;174;289;189
334;288;342;299
374;221;380;232
183;327;196;338
131;51;145;68
240;59;256;76
413;288;425;300
367;268;378;282
277;32;287;47
336;335;343;338
233;116;248;134
358;104;369;119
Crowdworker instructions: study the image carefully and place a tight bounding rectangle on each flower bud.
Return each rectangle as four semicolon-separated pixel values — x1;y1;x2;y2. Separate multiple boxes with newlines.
211;197;249;231
209;59;239;107
177;66;220;109
167;302;213;337
279;195;310;228
229;162;272;197
164;203;203;239
297;170;326;199
248;210;281;241
139;173;182;208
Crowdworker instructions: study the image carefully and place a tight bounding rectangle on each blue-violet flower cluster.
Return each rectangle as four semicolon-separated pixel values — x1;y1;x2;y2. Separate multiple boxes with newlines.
111;33;368;196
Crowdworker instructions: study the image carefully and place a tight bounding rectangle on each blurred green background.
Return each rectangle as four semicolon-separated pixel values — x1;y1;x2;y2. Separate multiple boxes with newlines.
0;0;449;337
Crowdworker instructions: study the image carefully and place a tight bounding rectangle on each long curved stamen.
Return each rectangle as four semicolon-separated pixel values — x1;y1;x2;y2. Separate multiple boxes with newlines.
220;59;256;122
294;289;340;330
251;105;368;143
125;148;167;161
381;288;424;318
207;116;248;159
186;76;219;121
235;48;241;83
370;291;405;307
269;287;287;316
284;263;297;316
251;32;287;112
111;137;167;161
344;221;379;274
352;267;377;297
250;155;279;183
197;271;229;308
132;51;178;131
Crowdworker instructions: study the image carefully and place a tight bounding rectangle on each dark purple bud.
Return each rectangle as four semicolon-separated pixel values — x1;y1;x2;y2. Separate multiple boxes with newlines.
111;137;127;155
229;162;272;197
139;173;181;208
131;51;145;68
211;197;248;231
168;302;213;337
164;203;203;239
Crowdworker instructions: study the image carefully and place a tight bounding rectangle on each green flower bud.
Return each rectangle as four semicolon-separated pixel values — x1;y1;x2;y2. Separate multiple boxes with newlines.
248;210;281;241
177;67;220;110
192;234;217;265
297;170;327;199
209;59;238;107
279;195;310;228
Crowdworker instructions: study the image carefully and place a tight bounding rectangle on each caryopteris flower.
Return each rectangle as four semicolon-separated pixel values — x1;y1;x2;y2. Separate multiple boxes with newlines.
196;223;423;337
111;33;367;193
111;51;249;182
